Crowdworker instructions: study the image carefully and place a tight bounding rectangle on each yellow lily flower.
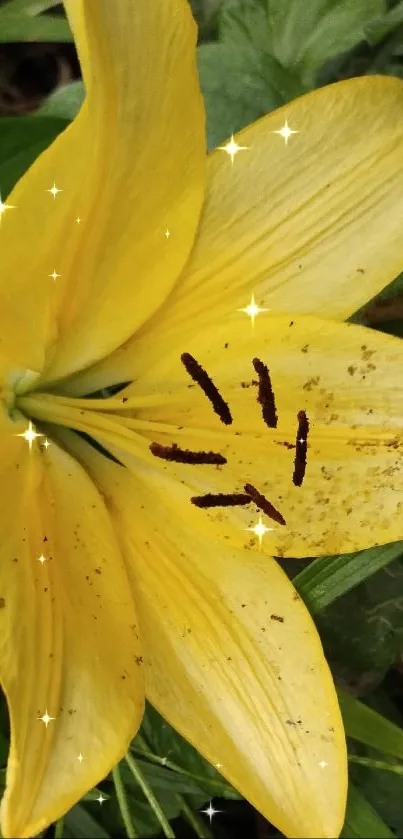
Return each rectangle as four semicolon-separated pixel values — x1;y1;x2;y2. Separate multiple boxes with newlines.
3;0;403;836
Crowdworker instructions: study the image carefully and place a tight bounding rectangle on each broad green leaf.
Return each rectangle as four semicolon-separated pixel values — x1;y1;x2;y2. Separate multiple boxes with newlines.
294;542;403;612
315;556;403;692
364;0;403;43
197;40;304;149
339;689;403;759
0;9;71;41
62;804;111;839
0;115;68;198
220;0;385;86
341;784;394;838
36;80;85;120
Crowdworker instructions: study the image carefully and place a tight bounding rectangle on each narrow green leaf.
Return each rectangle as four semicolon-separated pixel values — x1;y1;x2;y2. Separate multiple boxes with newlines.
294;542;403;611
342;784;394;838
0;10;72;41
339;689;403;760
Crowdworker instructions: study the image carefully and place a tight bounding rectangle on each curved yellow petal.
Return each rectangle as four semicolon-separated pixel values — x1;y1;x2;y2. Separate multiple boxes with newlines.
60;74;403;397
57;431;347;839
0;414;144;839
1;0;205;389
73;312;403;558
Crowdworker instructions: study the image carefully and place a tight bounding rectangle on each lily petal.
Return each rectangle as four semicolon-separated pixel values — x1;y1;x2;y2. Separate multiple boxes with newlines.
0;0;205;388
0;413;144;839
56;430;347;839
60;74;403;397
94;312;403;558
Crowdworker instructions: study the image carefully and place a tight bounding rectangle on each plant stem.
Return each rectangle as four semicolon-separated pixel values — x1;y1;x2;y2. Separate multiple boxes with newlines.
112;763;138;838
348;755;403;775
125;751;175;838
176;793;213;838
54;817;64;839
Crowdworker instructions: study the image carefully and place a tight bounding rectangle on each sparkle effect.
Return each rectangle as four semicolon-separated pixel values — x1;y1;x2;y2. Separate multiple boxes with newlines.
76;217;81;224
38;710;56;728
0;194;15;222
238;293;268;326
37;554;48;565
49;270;61;281
96;794;106;805
47;183;62;198
246;514;274;548
201;801;222;824
218;133;249;164
16;420;43;450
77;753;85;764
319;760;328;769
273;120;299;146
165;228;170;239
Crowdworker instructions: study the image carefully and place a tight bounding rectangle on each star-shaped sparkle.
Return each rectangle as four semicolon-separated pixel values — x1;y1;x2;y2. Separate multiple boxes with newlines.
37;554;48;565
0;194;15;222
165;229;170;239
47;183;62;198
201;801;222;824
77;753;85;764
238;293;268;326
318;760;328;769
16;420;44;450
38;710;56;727
273;120;299;146
218;133;248;164
49;270;61;281
96;793;106;805
246;515;274;548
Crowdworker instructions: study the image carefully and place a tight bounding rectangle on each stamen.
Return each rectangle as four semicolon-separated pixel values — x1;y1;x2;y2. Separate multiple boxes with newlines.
293;410;309;486
252;358;278;428
244;483;286;526
181;353;232;425
150;442;226;465
191;492;250;509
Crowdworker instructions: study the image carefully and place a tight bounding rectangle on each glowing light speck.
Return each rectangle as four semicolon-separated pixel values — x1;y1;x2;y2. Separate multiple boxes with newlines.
246;515;274;548
39;710;56;727
0;194;16;222
273;120;299;146
47;183;62;198
76;217;81;225
16;420;43;450
201;801;222;824
49;270;61;281
96;794;106;805
77;753;85;764
42;438;51;450
218;133;248;164
37;554;48;565
165;229;170;239
319;760;328;769
238;293;268;326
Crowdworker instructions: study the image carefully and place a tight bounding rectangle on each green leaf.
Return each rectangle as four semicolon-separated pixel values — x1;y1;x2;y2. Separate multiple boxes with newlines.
62;804;111;839
0;115;68;198
294;542;403;612
341;784;394;838
36;81;85;120
197;40;304;149
0;11;72;41
316;555;403;692
137;703;239;800
339;689;403;759
220;0;385;86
